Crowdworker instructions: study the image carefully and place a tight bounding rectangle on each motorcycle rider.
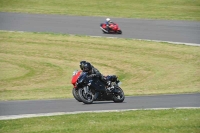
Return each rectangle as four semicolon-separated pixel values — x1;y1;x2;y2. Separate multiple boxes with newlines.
82;61;121;92
82;62;102;78
82;62;112;89
79;61;100;74
105;18;114;32
80;60;106;82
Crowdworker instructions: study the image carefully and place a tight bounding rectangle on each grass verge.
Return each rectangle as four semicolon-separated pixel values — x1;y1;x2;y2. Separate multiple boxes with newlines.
0;0;200;21
0;31;200;100
0;109;200;133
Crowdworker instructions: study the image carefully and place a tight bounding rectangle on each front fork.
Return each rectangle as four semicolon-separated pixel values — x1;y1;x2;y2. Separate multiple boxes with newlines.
83;86;89;94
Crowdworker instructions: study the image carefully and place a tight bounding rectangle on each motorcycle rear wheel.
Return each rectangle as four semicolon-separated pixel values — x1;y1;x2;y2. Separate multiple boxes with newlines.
113;86;125;103
72;88;82;102
78;87;95;104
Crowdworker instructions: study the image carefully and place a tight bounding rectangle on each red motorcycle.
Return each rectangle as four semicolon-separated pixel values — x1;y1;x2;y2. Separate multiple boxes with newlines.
100;22;122;34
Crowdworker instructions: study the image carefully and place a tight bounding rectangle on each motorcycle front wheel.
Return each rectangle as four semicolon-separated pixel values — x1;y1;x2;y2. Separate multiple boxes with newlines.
78;87;95;104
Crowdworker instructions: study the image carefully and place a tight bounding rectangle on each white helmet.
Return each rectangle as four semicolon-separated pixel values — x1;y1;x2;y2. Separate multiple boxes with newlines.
106;18;111;22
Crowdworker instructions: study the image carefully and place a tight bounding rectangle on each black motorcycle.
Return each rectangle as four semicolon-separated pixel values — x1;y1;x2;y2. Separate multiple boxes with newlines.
76;72;125;104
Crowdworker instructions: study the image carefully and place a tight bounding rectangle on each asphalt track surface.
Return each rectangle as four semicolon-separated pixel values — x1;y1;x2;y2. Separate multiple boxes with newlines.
0;94;200;119
0;12;200;119
0;12;200;45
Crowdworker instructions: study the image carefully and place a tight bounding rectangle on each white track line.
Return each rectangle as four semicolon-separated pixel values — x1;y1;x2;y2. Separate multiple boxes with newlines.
90;35;200;46
2;30;200;47
0;107;199;120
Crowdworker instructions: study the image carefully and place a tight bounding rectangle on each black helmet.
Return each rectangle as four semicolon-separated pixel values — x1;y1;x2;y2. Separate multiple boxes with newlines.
83;62;92;72
80;61;86;70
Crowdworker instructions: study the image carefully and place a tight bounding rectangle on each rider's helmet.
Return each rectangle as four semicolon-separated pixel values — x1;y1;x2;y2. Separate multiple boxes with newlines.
79;61;86;70
83;62;92;73
106;18;111;23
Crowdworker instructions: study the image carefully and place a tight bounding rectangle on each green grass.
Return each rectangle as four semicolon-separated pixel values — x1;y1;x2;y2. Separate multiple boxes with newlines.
0;0;200;20
0;31;200;100
0;109;200;133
